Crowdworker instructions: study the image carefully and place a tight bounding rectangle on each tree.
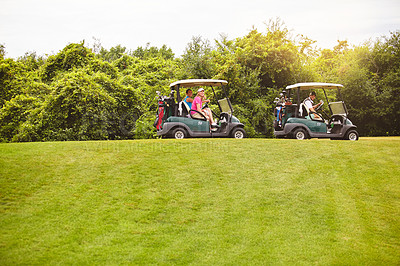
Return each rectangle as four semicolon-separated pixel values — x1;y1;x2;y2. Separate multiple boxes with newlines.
235;20;303;90
17;70;119;141
131;43;174;60
0;44;5;59
0;94;40;142
18;51;45;71
210;20;314;137
99;45;127;62
311;32;400;136
40;42;95;82
336;46;376;135
182;36;216;79
1;27;399;142
369;31;400;135
0;58;26;107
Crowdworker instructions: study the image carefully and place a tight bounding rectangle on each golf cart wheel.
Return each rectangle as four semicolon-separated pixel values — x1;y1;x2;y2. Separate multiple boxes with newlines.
345;130;359;141
293;128;308;140
172;128;186;139
231;128;246;139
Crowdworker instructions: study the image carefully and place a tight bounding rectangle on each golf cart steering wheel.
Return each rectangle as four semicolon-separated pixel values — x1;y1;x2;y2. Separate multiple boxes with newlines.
202;102;209;109
315;100;324;111
320;109;330;120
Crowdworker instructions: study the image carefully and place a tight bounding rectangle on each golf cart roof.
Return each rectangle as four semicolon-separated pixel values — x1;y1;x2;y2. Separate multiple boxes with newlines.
169;79;228;88
286;82;344;90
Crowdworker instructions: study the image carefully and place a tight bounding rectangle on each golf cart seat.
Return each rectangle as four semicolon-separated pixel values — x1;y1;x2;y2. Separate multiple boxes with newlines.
299;103;324;122
299;103;310;119
189;109;207;121
179;101;209;121
178;101;190;117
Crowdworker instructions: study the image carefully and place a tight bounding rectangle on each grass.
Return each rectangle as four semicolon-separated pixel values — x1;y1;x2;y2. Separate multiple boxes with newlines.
0;137;399;265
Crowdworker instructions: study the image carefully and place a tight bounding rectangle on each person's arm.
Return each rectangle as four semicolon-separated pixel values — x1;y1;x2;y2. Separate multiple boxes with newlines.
186;97;193;103
312;101;323;109
196;103;206;115
305;100;316;113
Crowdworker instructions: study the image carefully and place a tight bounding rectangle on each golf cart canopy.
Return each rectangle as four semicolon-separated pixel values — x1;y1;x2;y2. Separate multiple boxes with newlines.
283;82;348;117
286;82;344;90
170;79;228;88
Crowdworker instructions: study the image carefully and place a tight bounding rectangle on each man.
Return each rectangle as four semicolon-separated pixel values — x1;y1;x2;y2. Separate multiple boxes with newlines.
303;91;323;119
183;89;193;109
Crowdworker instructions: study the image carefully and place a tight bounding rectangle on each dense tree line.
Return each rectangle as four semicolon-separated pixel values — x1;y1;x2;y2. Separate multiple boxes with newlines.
1;22;399;141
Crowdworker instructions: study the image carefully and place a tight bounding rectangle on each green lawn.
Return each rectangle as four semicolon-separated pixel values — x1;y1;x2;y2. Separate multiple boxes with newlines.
1;138;399;265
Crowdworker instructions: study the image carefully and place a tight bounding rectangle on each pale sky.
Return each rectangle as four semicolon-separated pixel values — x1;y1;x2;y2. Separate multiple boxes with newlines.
1;0;399;58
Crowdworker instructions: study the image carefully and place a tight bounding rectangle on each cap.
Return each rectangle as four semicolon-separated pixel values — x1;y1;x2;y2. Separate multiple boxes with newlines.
198;88;204;92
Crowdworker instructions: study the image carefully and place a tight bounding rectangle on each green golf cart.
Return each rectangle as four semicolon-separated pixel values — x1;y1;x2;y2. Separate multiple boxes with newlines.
154;79;246;139
273;82;359;140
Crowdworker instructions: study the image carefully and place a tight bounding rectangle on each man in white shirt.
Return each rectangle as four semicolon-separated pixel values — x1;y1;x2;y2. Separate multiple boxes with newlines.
303;91;323;119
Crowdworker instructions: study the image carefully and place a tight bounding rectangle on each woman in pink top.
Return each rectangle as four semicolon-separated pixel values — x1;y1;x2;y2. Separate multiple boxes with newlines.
191;88;215;125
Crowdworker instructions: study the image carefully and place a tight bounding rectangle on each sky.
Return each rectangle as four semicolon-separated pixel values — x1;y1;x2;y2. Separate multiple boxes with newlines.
1;0;399;59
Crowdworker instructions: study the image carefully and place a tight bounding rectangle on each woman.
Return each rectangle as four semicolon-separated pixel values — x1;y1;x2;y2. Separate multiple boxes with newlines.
191;88;216;126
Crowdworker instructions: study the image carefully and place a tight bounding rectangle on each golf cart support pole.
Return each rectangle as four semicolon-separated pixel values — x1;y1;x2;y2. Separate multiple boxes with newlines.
176;84;181;102
212;82;230;113
337;87;349;115
296;88;300;117
338;87;343;102
172;84;181;117
210;85;221;112
323;89;329;105
323;88;333;115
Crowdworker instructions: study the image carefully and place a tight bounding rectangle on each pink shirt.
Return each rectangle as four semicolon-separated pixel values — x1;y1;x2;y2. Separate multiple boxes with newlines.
191;96;202;114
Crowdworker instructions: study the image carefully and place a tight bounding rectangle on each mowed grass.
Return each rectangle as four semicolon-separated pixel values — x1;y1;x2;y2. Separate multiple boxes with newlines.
0;138;399;265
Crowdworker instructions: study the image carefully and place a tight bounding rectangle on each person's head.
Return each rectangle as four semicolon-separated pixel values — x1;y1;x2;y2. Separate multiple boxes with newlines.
197;88;205;97
309;91;316;100
186;89;193;97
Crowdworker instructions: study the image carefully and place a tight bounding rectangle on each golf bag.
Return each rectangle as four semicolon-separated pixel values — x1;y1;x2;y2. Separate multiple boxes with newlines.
154;100;165;130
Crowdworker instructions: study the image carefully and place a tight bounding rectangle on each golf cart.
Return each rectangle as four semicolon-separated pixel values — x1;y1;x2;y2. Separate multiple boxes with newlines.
273;82;359;140
154;79;246;139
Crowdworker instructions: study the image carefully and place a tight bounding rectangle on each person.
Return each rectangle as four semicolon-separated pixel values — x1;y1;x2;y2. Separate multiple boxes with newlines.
200;92;217;126
191;88;216;126
303;91;323;119
183;89;193;109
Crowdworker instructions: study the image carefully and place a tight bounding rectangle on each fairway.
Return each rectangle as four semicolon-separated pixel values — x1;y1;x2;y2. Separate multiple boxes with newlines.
1;138;399;264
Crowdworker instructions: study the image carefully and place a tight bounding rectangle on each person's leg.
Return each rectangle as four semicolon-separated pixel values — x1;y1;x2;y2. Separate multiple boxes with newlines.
310;112;322;120
192;112;207;120
314;114;324;122
205;108;214;124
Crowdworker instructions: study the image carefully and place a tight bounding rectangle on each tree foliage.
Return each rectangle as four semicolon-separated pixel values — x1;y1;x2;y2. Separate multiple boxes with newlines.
0;25;399;142
310;31;400;136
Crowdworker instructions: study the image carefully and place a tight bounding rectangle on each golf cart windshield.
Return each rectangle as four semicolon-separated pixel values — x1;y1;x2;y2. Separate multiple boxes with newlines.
218;98;233;114
329;101;347;116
